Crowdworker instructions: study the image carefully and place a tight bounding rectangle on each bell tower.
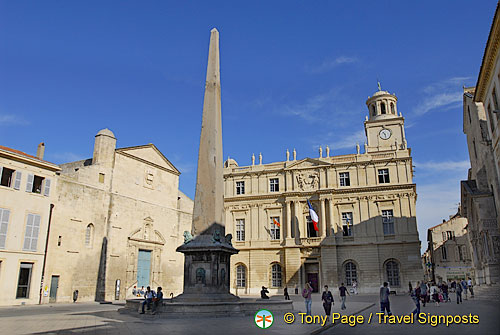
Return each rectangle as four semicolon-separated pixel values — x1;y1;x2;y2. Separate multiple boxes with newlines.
364;83;407;153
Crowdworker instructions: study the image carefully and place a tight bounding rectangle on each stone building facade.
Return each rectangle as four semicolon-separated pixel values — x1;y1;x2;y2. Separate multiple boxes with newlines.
225;88;422;295
41;129;193;304
0;144;60;306
461;5;500;285
425;214;472;283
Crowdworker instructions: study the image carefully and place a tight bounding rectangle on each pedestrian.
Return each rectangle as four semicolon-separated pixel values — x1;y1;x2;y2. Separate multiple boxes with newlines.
442;281;449;302
408;281;413;295
139;286;145;297
72;290;79;303
352;280;358;295
339;282;349;310
467;277;474;297
140;286;155;314
419;281;428;307
260;286;269;299
322;285;334;318
284;286;290;300
302;282;313;315
132;286;137;297
451;280;456;293
461;279;468;300
380;282;392;316
410;285;420;316
430;282;440;306
456;281;463;304
152;287;163;315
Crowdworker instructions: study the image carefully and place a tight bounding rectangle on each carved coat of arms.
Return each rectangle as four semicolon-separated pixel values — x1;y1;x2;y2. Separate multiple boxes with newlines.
296;171;319;191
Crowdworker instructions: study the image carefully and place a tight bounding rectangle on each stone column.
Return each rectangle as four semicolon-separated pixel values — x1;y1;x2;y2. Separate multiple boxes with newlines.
328;199;334;235
320;199;326;237
286;201;292;239
294;200;301;239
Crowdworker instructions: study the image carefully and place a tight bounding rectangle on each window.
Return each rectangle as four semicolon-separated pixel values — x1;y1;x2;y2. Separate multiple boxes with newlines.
26;174;51;196
372;105;376;116
236;219;245;241
467;106;472;124
390;102;395;114
488;104;496;132
99;173;105;183
446;231;454;240
270;178;279;192
23;214;41;251
345;262;357;286
0;167;15;187
381;102;386;114
236;265;246;287
270;217;280;240
458;245;464;261
382;210;394;235
442;246;447;260
16;263;33;298
378;169;390;183
342;212;353;236
473;140;478;160
461;245;467;261
271;263;282;287
236;181;245;195
386;260;400;286
306;215;318;238
85;224;94;247
339;172;350;186
0;208;10;249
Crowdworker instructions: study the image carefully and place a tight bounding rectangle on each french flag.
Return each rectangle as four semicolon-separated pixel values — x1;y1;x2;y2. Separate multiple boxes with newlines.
307;200;319;231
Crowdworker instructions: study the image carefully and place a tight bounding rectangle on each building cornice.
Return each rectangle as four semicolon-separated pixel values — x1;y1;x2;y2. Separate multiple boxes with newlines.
0;149;61;172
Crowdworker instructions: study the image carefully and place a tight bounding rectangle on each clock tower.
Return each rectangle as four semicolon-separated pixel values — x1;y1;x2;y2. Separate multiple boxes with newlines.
364;85;407;153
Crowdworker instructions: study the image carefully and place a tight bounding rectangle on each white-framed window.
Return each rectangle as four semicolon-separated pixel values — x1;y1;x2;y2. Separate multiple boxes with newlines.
378;169;390;183
0;167;15;188
342;212;352;237
271;263;282;287
23;214;41;251
236;264;246;287
382;210;394;235
0;208;10;249
345;262;357;286
339;172;350;186
85;224;94;247
269;178;279;192
270;217;280;240
385;260;400;287
236;181;245;195
16;262;33;299
236;219;245;241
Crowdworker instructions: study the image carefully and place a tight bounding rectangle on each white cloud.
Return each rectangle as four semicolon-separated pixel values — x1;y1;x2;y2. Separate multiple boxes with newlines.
325;129;366;151
306;56;357;74
414;160;470;172
280;89;342;123
0;114;28;126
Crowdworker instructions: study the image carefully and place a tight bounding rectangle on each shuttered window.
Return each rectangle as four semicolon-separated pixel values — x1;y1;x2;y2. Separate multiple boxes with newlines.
13;171;22;190
0;208;10;249
23;214;41;251
43;179;51;196
26;174;34;193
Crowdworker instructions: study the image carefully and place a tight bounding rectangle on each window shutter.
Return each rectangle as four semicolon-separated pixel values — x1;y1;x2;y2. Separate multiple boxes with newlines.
31;215;40;251
0;167;2;181
26;174;34;193
43;178;51;196
0;208;10;248
14;171;22;190
23;214;34;250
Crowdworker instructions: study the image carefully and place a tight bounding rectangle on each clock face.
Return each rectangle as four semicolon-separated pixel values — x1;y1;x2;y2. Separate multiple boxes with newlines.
379;129;392;140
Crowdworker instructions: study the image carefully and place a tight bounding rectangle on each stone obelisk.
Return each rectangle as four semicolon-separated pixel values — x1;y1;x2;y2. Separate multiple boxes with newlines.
175;28;239;302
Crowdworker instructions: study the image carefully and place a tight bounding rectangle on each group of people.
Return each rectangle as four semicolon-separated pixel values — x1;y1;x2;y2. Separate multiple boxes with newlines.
299;282;352;317
133;286;164;315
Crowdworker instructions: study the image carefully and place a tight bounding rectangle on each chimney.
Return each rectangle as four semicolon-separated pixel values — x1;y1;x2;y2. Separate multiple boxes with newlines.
37;142;45;160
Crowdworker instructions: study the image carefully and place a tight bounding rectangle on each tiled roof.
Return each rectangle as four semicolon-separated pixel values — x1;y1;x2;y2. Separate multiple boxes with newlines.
0;145;56;165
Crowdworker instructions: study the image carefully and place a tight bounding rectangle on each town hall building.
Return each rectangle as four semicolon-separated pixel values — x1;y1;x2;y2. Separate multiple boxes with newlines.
224;88;422;294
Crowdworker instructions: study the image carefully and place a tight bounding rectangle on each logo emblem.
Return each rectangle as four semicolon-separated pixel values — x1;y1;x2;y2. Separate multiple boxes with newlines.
255;309;274;329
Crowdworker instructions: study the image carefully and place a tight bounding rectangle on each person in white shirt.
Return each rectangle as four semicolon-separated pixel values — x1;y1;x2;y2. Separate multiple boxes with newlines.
467;277;474;297
352;280;358;295
140;286;156;314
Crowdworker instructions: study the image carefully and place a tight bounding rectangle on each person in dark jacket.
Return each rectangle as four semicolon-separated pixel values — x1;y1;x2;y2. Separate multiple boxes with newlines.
380;282;392;316
322;285;334;317
261;286;269;299
152;287;163;315
284;287;290;300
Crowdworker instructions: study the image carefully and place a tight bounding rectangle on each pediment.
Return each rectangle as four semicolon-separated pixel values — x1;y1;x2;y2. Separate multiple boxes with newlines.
116;144;180;175
285;158;330;170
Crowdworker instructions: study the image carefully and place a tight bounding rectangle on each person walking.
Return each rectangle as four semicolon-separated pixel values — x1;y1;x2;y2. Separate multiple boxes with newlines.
380;282;392;316
430;282;440;306
302;282;313;315
284;287;290;300
456;281;463;304
461;279;468;300
410;285;420;316
140;286;155;314
339;283;349;310
322;285;334;318
467;277;474;298
152;287;163;315
352;280;358;295
409;281;413;295
419;281;428;307
442;281;449;302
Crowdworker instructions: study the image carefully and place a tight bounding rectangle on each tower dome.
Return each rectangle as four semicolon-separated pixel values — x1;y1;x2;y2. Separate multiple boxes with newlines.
365;83;399;121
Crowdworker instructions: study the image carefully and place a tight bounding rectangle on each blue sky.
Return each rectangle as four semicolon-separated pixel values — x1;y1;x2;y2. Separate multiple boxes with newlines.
0;1;496;253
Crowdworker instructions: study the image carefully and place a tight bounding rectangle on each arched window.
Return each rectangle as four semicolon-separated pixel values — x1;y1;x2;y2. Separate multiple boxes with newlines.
236;264;246;288
271;263;282;287
344;262;357;286
390;102;395;114
85;224;94;247
385;260;400;286
372;105;376;116
381;102;386;114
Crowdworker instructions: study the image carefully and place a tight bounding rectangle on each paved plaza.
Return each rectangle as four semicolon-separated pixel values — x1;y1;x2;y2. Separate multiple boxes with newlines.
0;288;499;335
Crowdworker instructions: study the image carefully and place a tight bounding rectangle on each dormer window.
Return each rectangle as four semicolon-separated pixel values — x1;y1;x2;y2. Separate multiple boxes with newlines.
381;102;386;114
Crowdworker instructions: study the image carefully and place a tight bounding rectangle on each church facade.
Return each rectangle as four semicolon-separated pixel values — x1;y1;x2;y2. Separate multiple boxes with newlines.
225;88;422;294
